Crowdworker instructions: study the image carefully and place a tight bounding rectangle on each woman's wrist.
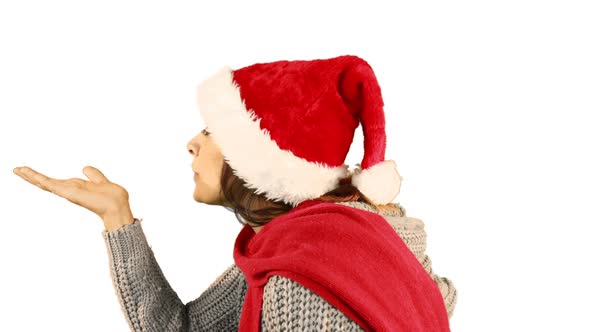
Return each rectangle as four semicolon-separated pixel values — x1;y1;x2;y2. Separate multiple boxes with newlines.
103;207;135;232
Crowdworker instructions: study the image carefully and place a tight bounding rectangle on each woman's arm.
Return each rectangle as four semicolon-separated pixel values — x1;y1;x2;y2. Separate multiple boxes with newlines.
102;218;248;331
421;254;458;318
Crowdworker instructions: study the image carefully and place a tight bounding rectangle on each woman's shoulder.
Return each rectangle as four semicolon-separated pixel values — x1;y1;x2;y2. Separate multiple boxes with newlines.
332;200;425;231
331;200;406;217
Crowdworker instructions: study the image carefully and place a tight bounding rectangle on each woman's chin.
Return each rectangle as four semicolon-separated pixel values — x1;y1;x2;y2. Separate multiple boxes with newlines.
193;191;212;205
193;190;203;203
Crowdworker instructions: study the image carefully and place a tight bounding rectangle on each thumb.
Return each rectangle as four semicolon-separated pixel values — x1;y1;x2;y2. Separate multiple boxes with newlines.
83;166;110;184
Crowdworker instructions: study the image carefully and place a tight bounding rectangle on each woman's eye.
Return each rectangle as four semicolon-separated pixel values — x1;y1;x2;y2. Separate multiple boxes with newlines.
202;129;210;136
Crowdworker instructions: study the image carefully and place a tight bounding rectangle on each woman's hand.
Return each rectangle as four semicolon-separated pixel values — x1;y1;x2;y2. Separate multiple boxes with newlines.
13;165;131;221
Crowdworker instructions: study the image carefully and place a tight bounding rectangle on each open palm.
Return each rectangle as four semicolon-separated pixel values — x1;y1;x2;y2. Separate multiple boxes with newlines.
13;165;129;220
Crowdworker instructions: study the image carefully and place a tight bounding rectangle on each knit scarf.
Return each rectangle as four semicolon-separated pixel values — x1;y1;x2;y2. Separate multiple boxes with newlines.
233;199;450;331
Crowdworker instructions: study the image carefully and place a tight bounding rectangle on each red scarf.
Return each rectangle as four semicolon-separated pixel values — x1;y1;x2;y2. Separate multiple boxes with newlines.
233;199;450;331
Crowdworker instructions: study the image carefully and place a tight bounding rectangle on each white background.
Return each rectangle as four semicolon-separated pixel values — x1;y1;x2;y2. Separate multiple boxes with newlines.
2;1;589;331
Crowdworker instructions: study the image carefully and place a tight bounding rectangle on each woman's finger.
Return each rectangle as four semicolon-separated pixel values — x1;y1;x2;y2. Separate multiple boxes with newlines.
15;166;61;194
82;166;110;184
14;166;44;187
66;178;87;186
17;168;89;202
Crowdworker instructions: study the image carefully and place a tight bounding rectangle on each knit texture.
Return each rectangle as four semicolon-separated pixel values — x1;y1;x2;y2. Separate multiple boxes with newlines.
102;201;457;331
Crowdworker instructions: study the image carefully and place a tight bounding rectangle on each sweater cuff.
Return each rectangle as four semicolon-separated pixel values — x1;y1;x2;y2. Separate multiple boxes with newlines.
101;217;152;267
101;218;149;260
101;217;143;239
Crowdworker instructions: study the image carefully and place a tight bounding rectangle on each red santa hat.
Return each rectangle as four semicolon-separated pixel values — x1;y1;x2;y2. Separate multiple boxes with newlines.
196;55;402;207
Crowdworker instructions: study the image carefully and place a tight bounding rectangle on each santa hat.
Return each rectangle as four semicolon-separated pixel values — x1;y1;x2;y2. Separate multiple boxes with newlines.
196;55;402;207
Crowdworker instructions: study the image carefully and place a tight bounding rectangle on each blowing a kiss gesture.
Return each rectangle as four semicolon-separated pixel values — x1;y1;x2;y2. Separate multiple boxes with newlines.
13;165;135;232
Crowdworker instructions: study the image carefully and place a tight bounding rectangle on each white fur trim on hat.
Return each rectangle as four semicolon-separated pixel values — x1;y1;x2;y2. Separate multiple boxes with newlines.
197;66;350;207
351;160;402;205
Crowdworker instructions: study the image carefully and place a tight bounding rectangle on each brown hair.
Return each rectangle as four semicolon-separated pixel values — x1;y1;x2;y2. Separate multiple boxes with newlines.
219;160;403;227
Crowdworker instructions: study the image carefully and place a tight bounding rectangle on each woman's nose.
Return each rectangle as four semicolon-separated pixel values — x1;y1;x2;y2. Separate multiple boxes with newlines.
187;143;199;156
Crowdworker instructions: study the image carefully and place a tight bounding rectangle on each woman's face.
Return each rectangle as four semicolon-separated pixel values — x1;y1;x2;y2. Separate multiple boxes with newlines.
186;127;263;233
186;128;228;206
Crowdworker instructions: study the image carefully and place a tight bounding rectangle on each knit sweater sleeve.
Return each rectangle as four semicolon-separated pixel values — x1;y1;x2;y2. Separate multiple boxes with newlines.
260;275;366;331
101;218;248;332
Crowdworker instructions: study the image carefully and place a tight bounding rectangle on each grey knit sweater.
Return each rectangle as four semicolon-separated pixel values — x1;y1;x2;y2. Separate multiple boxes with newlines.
102;201;457;331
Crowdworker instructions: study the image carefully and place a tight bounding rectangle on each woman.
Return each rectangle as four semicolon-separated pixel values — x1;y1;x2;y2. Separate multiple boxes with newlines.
13;55;457;331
